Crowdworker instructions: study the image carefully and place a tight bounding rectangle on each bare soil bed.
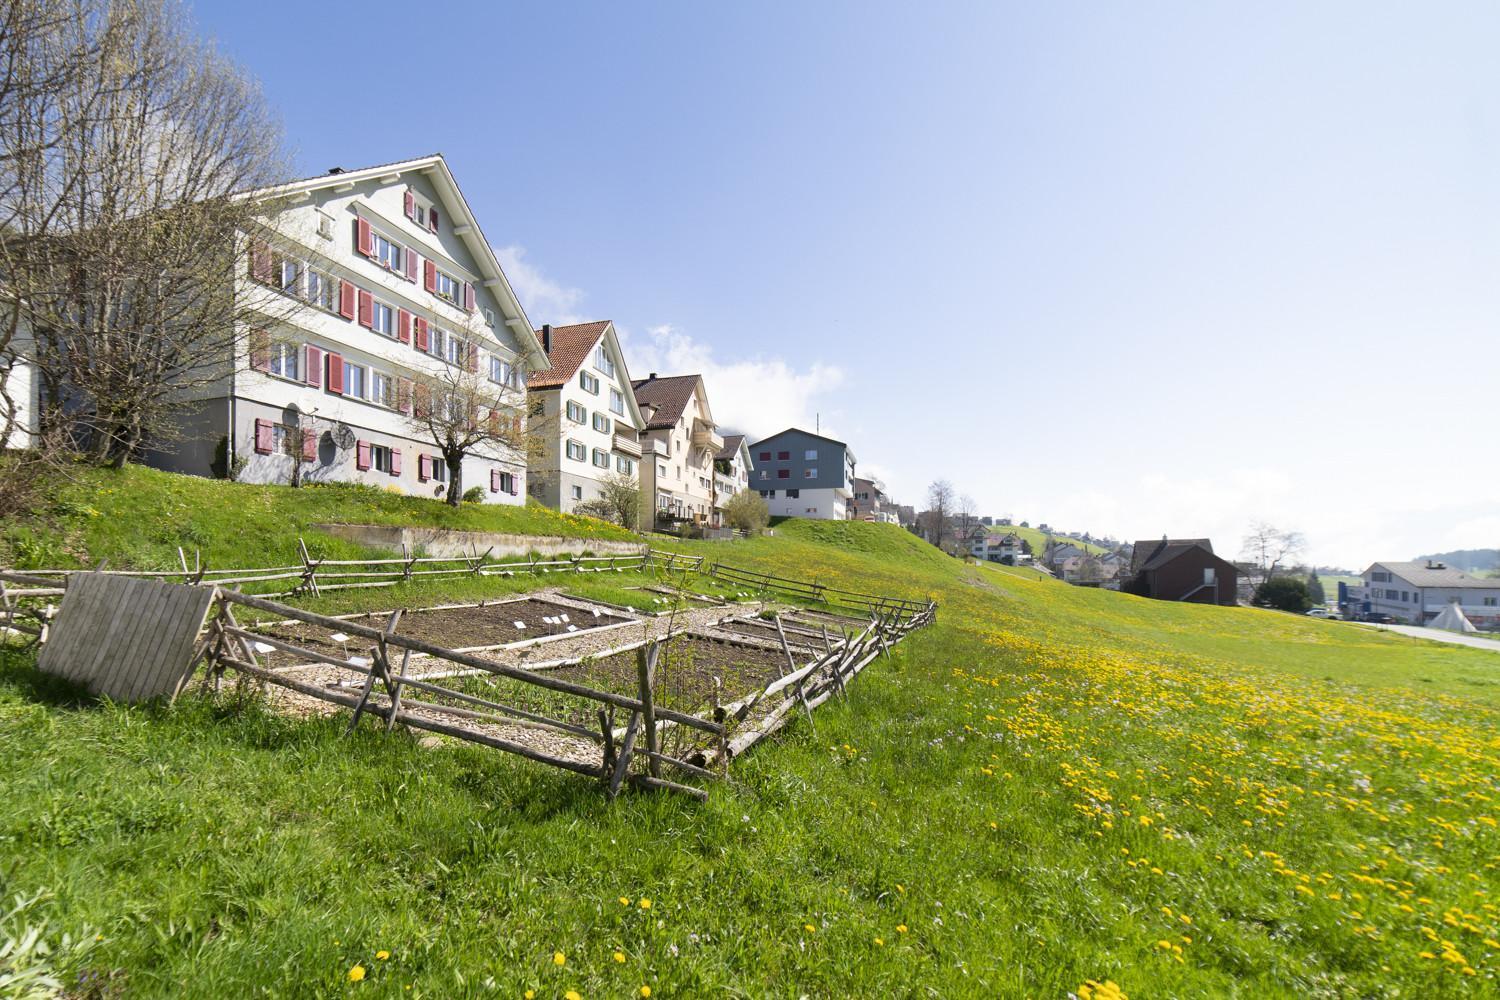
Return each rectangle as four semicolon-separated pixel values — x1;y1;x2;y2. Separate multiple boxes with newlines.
711;617;825;650
255;597;630;659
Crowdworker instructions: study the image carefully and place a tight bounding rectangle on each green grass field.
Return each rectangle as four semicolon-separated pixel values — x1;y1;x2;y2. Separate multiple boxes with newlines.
4;477;1500;997
987;524;1110;557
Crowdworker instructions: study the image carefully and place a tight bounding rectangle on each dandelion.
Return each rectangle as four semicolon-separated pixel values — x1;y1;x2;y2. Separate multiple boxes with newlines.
896;924;908;934
376;951;390;961
525;993;535;999
614;951;626;963
804;923;817;933
565;992;582;1000
640;988;652;998
639;898;652;910
553;951;566;966
619;896;631;906
347;965;366;982
874;937;885;946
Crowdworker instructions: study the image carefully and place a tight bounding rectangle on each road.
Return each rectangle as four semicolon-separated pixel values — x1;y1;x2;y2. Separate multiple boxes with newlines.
1353;622;1500;653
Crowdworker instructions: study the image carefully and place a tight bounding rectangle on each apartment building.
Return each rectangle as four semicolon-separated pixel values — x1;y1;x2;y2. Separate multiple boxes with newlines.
524;321;645;512
138;155;546;501
1349;560;1500;627
632;373;722;528
748;428;857;520
849;476;898;524
712;434;754;518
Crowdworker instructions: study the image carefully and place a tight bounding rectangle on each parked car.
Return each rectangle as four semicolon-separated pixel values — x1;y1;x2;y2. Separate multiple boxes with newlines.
1360;612;1397;624
1305;607;1332;618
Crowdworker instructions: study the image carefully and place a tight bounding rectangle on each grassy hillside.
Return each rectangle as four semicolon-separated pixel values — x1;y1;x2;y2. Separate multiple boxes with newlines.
2;463;633;571
990;524;1110;557
4;509;1500;996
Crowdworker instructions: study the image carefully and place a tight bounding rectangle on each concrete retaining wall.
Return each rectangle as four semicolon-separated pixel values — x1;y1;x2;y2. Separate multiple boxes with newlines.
310;523;647;559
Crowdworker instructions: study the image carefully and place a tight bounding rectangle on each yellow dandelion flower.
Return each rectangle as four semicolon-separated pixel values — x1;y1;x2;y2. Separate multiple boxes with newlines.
874;937;885;946
619;896;631;906
640;988;652;998
553;951;566;966
376;951;390;961
614;951;626;963
639;898;652;910
347;965;366;982
525;992;535;999
804;923;817;933
896;924;908;934
565;992;582;1000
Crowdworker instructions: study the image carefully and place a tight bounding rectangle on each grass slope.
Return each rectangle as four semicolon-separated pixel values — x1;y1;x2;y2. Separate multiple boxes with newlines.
4;513;1500;997
2;464;632;571
990;524;1109;557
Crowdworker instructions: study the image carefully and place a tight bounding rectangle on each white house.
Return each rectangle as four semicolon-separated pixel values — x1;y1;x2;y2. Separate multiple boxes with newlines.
525;321;645;512
1;347;37;450
1352;560;1500;628
140;155;547;501
632;373;723;528
713;434;754;520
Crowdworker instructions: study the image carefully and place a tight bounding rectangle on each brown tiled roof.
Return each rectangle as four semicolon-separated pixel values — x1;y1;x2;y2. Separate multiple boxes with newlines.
716;434;745;460
632;374;703;430
525;321;611;389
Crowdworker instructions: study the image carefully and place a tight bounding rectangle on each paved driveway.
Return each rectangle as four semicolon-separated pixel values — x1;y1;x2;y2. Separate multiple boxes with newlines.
1354;622;1500;653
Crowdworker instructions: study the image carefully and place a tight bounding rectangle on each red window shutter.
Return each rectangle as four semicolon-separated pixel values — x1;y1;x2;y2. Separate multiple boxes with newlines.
404;190;415;220
423;259;436;293
339;281;356;320
249;328;270;372
418;454;430;481
509;475;518;496
250;239;271;282
397;377;413;415
356;440;371;471
465;341;478;373
302;430;318;463
413;384;430;418
397;308;411;344
356;217;372;256
304;346;323;388
253;418;273;454
415;317;429;351
404;248;417;282
490;469;499;493
357;290;373;329
463;282;475;311
325;352;344;394
390;449;402;476
428;208;439;232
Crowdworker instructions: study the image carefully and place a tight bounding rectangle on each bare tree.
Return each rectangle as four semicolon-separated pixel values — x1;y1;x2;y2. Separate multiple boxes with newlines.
405;331;528;506
955;494;979;539
574;471;642;529
0;0;295;466
1241;521;1306;583
922;479;955;545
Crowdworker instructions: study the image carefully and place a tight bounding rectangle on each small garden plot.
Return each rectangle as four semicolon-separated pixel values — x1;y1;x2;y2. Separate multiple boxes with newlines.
255;597;631;661
712;616;826;651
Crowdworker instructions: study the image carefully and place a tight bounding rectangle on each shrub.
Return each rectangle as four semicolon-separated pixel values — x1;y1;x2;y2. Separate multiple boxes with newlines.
1255;576;1312;613
461;486;486;504
722;489;770;533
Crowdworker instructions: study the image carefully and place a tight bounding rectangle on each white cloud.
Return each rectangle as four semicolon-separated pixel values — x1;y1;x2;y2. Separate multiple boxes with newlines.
494;245;588;326
618;323;845;441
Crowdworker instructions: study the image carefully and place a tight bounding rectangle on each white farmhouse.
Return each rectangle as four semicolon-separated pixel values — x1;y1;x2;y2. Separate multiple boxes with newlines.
1352;560;1500;628
524;321;645;512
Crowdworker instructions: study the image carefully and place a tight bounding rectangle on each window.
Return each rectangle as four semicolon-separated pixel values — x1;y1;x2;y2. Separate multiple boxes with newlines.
305;268;337;312
1371;571;1391;583
1401;591;1409;603
483;307;495;327
1204;568;1216;585
371;444;393;473
657;463;667;477
371;231;403;271
758;451;770;461
758;470;768;480
579;371;600;394
370;371;394;408
498;471;515;494
777;451;789;460
786;488;800;498
431;458;448;483
610;388;625;416
343;361;366;400
592;448;609;469
571;484;584;501
566;440;586;462
270;423;290;453
804;468;817;478
1485;597;1497;607
761;490;774;498
615;455;634;475
592;412;610;434
317;212;334;240
445;336;466;367
804;449;817;460
268;341;299;381
276;255;301;294
777;469;790;479
411;197;430;229
371;300;394;337
434;267;462;304
566;401;586;423
594;345;616;378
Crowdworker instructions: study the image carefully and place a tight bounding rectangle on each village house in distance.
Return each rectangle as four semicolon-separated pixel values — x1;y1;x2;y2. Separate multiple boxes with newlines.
524;321;645;513
749;428;857;521
1344;560;1500;628
1122;537;1239;605
70;154;547;501
632;373;723;530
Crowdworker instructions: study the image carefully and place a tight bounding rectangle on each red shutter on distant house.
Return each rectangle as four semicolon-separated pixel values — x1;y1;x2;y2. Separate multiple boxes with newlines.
428;208;439;232
415;317;429;351
423;259;436;292
463;282;475;311
249;328;270;372
404;190;415;220
357;289;373;329
356;217;373;256
418;454;430;481
397;308;411;344
465;341;478;373
250;239;271;282
304;346;323;388
404;249;417;282
397;377;413;415
302;431;318;463
390;449;402;476
339;281;356;320
253;418;273;454
508;474;518;496
325;352;344;394
356;440;371;471
490;469;499;493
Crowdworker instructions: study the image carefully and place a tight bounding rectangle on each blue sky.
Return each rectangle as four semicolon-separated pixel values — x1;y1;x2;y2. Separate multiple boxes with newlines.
194;1;1500;568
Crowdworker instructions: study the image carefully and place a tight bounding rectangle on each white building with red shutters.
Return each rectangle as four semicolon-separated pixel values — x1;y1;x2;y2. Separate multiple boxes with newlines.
140;154;548;502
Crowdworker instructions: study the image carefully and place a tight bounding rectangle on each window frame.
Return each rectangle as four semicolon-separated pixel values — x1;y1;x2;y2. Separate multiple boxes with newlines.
609;388;625;416
592;412;611;434
343;360;367;401
371;444;393;473
579;371;600;394
566;439;587;462
566;401;586;424
594;345;616;378
267;341;300;381
591;448;610;469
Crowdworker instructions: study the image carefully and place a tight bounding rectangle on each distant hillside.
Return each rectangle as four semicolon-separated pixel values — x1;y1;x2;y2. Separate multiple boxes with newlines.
1414;548;1499;573
990;525;1110;556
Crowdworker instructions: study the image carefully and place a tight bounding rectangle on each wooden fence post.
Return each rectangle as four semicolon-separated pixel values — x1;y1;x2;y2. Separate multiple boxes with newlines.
637;642;661;779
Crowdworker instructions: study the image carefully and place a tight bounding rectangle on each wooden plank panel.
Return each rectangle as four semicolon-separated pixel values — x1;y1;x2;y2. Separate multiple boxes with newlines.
101;577;171;701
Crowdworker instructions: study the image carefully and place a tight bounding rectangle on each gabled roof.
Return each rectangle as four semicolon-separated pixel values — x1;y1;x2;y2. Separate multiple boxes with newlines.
632;374;710;430
1367;561;1500;589
243;154;549;370
748;427;857;464
716;433;746;461
526;321;611;389
1130;538;1213;576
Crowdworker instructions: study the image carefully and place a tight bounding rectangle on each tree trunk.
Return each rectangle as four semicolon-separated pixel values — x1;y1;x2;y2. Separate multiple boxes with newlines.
445;453;463;505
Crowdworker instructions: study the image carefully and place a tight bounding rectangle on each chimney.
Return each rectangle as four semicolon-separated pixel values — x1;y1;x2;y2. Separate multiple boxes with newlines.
327;166;345;174
649;372;658;380
540;324;551;352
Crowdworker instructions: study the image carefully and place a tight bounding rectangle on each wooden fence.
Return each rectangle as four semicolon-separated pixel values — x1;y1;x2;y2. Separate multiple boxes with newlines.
705;561;934;623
